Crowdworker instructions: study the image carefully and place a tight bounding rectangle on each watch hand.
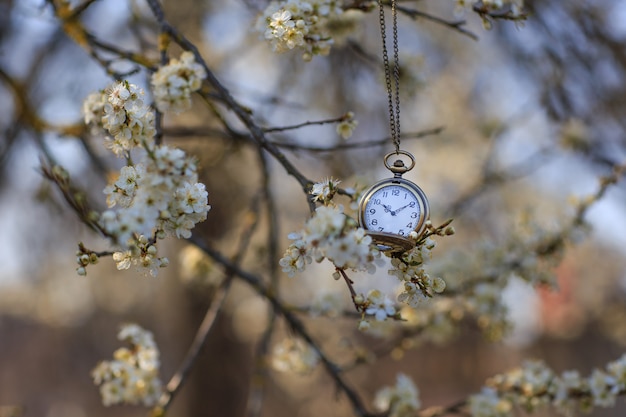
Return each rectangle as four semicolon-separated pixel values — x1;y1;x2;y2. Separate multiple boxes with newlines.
394;203;413;214
380;203;396;215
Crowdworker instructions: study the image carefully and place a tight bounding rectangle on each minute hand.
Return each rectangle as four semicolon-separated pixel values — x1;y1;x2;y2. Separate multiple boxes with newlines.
394;203;414;214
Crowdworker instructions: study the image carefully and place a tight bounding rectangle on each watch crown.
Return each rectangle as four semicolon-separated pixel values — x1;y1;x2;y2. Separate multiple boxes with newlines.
390;160;409;178
384;150;415;177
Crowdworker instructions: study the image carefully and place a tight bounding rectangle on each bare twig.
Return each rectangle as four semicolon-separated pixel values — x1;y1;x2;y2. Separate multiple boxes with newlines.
448;145;555;216
263;114;352;133
394;5;478;40
273;127;444;152
245;149;281;417
153;198;263;415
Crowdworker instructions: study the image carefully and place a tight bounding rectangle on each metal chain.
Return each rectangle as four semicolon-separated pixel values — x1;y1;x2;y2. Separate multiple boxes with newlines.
378;0;401;153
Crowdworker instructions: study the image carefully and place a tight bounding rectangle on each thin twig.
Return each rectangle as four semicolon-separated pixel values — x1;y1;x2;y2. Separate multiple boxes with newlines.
152;278;232;416
394;5;478;40
417;399;467;417
153;199;263;415
245;149;281;417
273;127;444;152
162;126;443;153
263;114;351;133
338;269;364;315
448;145;555;216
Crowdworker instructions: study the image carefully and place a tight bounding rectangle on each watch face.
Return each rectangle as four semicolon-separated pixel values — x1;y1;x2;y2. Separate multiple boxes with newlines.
361;181;428;237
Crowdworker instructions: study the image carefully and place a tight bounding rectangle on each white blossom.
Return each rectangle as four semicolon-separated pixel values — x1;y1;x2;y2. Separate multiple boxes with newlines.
279;236;311;277
111;236;168;277
336;115;358;140
310;177;340;204
364;289;396;321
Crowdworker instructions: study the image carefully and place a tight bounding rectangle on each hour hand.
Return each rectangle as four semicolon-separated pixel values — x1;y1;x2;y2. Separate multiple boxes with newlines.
380;203;393;213
380;203;395;215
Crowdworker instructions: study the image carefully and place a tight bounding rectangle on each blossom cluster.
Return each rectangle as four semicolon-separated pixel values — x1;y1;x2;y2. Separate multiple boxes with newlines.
279;205;381;276
389;236;446;307
82;81;211;276
469;354;626;417
151;51;206;114
400;216;565;343
271;338;320;374
100;145;209;243
395;272;510;344
91;324;163;407
84;82;156;157
257;0;343;60
374;373;421;417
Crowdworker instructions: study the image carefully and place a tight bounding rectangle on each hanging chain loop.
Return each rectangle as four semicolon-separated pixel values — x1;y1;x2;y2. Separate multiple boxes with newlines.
378;0;401;153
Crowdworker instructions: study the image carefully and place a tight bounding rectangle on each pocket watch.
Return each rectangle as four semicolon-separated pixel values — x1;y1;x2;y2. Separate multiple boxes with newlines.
358;150;429;253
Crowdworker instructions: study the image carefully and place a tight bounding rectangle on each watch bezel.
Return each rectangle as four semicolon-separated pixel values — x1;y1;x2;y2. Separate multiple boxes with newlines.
358;177;430;239
363;230;416;254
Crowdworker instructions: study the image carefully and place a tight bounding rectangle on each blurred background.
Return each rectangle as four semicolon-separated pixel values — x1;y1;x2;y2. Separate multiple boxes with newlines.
1;0;626;416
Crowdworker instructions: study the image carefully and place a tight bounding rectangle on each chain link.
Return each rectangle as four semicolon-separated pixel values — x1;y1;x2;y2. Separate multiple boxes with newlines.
378;0;401;153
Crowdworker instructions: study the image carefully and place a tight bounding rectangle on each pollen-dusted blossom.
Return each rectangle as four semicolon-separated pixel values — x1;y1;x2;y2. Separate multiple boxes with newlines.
364;289;396;321
310;177;340;205
91;324;163;407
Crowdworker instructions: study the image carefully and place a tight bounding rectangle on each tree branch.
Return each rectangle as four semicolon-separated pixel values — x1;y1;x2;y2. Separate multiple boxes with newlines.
191;238;376;417
145;0;315;203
